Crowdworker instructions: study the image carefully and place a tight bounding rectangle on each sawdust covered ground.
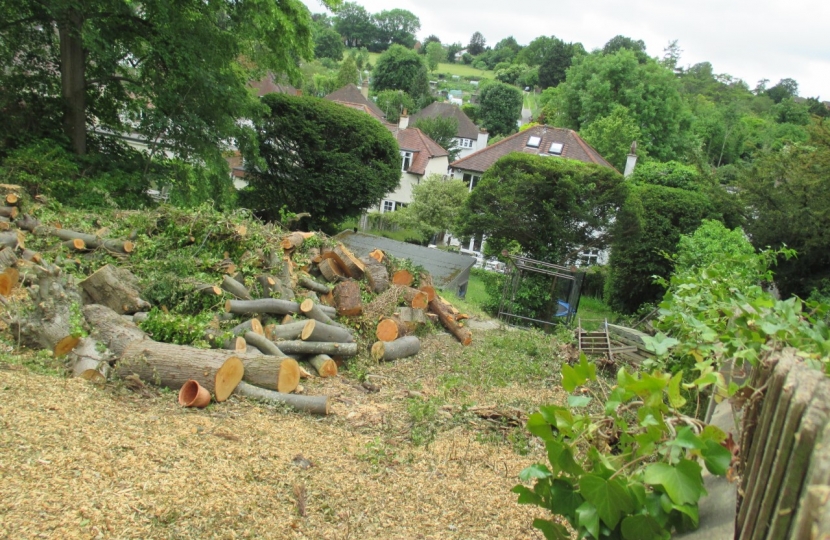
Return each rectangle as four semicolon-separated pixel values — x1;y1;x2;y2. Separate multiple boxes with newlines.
0;328;572;539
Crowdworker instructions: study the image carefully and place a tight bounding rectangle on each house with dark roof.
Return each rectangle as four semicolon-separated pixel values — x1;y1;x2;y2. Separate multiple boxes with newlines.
324;82;386;122
410;102;489;160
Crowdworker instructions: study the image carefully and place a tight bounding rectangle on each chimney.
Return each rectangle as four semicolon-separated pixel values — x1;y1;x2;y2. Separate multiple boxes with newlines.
477;129;489;148
623;140;638;178
399;109;409;129
360;80;369;99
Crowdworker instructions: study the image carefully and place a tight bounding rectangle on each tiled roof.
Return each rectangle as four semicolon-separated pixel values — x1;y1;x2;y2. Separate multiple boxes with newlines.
249;75;299;97
335;231;475;290
410;102;480;140
386;125;448;175
450;125;617;173
324;84;386;121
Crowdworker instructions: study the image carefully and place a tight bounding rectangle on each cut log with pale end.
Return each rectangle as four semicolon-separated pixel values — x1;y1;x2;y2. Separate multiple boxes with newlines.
307;354;338;377
280;231;314;251
371;336;420;361
239;354;300;393
429;298;472;346
265;320;307;341
369;248;385;263
224;336;247;352
0;267;19;296
281;314;295;325
196;283;222;296
19;249;41;264
257;275;278;297
0;206;19;219
214;356;245;401
299;298;348;329
402;287;429;310
299;274;330;294
318;257;346;283
79;265;151;315
392;269;414;287
333;281;362;317
270;340;358;357
361;257;389;293
376;317;410;342
230;318;264;337
5;194;19;206
456;313;469;321
320;291;335;307
333;243;366;279
53;335;81;358
301;319;354;343
64;238;87;251
418;285;436;302
221;275;252;300
234;381;329;415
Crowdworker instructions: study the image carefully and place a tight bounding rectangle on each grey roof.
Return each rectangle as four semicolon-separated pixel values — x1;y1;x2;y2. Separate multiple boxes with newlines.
410;102;480;140
335;231;476;289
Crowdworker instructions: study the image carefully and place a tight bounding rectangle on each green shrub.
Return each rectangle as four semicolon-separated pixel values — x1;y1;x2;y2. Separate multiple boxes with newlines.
580;266;607;299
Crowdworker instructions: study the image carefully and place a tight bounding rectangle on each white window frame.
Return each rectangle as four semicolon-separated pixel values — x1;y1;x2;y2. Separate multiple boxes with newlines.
458;138;473;148
401;151;413;171
381;200;395;213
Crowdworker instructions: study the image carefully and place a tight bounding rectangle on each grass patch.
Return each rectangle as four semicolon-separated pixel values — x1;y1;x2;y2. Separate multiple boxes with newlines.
464;272;489;308
576;296;618;331
441;287;489;320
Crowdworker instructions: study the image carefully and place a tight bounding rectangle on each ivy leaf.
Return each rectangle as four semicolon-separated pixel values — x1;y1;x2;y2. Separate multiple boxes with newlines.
567;395;592;408
575;352;597;382
668;371;686;408
576;501;600;539
561;364;584;393
621;514;669;540
643;332;679;356
668;426;704;450
644;460;706;506
699;424;727;444
519;464;552;481
550;479;584;516
701;439;732;476
671;502;700;528
512;484;543;506
527;412;554;441
532;519;570;540
578;474;635;530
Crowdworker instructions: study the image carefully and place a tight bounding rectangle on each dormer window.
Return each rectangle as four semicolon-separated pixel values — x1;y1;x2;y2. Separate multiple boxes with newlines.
401;151;413;171
549;142;563;155
527;136;541;148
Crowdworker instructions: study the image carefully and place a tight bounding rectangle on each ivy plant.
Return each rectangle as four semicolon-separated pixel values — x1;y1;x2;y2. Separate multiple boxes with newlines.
514;354;731;539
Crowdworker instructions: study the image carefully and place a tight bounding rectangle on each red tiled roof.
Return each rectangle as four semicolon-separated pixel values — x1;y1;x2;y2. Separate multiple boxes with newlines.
324;84;386;121
449;125;617;173
249;75;299;97
410;102;480;140
386;125;449;175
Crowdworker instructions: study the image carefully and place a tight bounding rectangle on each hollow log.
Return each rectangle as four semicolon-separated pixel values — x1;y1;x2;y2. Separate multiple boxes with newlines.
392;269;414;286
299;298;348;330
16;215;134;253
376;317;410;342
265;320;308;341
429;298;472;346
402;287;429;309
307;354;338;377
333;281;362;317
299;274;330;294
79;264;150;314
371;336;420;361
270;340;358;357
221;275;252;300
234;381;329;415
301;319;354;343
361;257;389;293
318;257;346;282
230;318;264;337
333;243;365;279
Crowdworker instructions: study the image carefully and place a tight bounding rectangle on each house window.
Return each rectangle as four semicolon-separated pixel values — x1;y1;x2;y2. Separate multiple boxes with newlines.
549;142;563;155
395;202;408;211
462;173;481;191
401;151;413;171
382;200;395;213
527;135;541;148
458;138;473;148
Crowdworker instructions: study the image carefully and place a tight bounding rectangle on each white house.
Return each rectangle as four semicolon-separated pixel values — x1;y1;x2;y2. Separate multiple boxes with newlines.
410;102;488;160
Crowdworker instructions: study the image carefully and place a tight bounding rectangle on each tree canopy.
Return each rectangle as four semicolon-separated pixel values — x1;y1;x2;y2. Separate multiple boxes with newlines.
478;81;523;137
372;9;420;50
458;153;624;262
240;93;400;230
468;32;487;55
413;116;460;161
372;45;429;99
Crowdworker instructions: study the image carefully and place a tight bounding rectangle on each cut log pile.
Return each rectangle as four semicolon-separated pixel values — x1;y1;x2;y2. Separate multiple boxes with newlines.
0;196;475;417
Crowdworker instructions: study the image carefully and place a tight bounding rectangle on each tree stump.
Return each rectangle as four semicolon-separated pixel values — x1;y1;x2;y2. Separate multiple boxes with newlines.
333;281;362;316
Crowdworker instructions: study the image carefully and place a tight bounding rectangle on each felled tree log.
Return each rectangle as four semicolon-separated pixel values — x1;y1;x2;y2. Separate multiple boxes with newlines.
221;275;252;300
402;287;429;309
196;283;222;296
83;304;147;356
270;340;358;357
361;257;389;293
234;381;329;415
226;298;300;315
333;243;365;279
371;336;420;361
17;215;134;253
12;264;84;352
0;206;19;219
418;285;436;302
224;336;247;352
0;231;24;249
299;274;330;294
392;269;414;286
398;307;426;329
301;319;354;343
307;354;338;377
281;231;314;251
299;298;348;330
79;264;151;314
0;216;9;231
257;275;278;297
0;248;18;273
429;297;472;346
265;320;308;341
376;317;410;342
230;318;264;336
369;249;384;263
0;267;18;296
241;335;300;393
318;257;346;282
68;337;110;381
333;281;362;316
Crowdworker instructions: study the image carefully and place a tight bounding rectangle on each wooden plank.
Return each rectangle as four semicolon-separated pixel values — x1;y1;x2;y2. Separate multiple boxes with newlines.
790;420;830;538
607;323;651;348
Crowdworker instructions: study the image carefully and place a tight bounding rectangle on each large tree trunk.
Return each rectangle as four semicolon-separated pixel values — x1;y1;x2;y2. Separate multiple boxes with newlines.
59;9;86;155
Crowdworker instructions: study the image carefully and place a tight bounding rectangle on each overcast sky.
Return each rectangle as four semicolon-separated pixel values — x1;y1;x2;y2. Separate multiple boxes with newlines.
304;0;830;99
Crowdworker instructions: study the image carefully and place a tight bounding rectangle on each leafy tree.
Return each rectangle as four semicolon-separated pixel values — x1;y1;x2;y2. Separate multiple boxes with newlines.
606;183;719;313
602;35;648;62
239;93;400;230
372;9;420;50
315;27;346;61
662;39;683;70
374;90;415;123
468;31;487;56
739;120;830;298
1;0;332;157
551;49;691;162
458;153;624;262
478;81;523;137
420;34;441;53
538;39;583;89
805;97;830;118
461;104;480;124
630;160;704;191
395;174;469;240
580;105;642;171
372;45;429;98
516;36;556;66
336;55;359;88
334;2;376;48
495;64;530;85
425;42;446;72
494;36;522;54
765;78;799;104
445;42;464;64
413;116;460;161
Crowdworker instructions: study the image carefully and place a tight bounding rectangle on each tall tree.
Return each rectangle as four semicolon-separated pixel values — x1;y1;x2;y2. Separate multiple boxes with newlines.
467;32;487;56
425;41;446;72
579;105;642;171
602;35;648;62
537;39;583;89
333;2;375;48
1;0;331;157
765;78;799;104
335;55;359;88
240;93;400;229
374;90;415;122
372;44;429;99
372;9;420;50
314;27;346;61
477;81;523;137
